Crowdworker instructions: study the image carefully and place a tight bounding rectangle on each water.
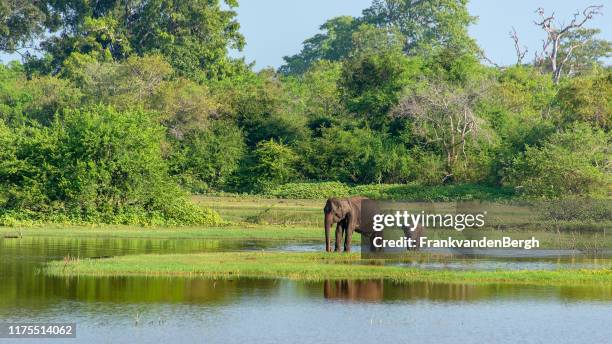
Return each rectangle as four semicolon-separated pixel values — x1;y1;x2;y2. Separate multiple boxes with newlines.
1;236;611;343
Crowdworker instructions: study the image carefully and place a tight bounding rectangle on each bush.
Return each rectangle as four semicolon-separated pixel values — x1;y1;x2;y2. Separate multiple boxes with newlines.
169;120;246;192
263;182;514;201
508;123;610;198
301;126;413;184
538;198;612;222
351;183;514;201
0;105;222;225
236;139;300;192
264;182;351;199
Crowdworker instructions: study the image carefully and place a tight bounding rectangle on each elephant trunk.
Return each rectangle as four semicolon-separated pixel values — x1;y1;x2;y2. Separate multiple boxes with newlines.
324;212;333;252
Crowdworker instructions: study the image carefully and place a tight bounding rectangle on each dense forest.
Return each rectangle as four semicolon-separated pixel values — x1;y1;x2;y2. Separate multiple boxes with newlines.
0;0;610;225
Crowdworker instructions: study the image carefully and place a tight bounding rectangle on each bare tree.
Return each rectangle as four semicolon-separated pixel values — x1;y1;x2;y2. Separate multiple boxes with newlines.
510;27;528;65
534;5;603;84
393;79;489;182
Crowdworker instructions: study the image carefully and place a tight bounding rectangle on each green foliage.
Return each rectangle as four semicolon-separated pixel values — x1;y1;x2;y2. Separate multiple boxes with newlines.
236;139;300;192
362;0;478;54
169;120;246;193
340;51;420;125
280;16;357;75
0;105;221;225
542;28;611;77
18;0;246;81
61;54;173;109
0;62;83;125
283;60;345;120
508;123;611;198
0;0;46;51
556;70;611;129
301;126;413;184
280;0;478;74
264;182;352;199
214;70;309;147
263;181;514;201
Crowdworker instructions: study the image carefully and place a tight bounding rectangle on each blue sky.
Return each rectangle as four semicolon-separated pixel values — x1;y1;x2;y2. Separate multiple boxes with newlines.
232;0;611;69
2;0;610;68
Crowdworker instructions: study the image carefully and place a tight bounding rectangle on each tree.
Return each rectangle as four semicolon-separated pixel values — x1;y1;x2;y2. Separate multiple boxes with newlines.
509;27;528;65
239;139;299;192
280;0;479;75
168;120;245;192
11;0;246;81
301;126;413;184
556;71;612;130
282;60;346;131
533;5;603;84
0;0;46;53
339;47;420;127
61;54;173;109
554;28;611;76
280;16;357;75
393;78;490;182
0;61;83;125
361;0;478;54
215;70;308;146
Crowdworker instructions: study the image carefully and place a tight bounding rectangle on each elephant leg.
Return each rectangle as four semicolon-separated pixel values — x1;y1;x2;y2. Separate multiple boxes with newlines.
335;223;343;252
344;223;353;252
402;227;412;251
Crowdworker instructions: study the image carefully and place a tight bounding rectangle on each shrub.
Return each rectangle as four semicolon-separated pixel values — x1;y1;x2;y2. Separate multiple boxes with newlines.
262;182;513;201
169;120;246;192
301;126;413;184
508;123;610;198
0;105;222;225
237;139;300;192
264;182;351;199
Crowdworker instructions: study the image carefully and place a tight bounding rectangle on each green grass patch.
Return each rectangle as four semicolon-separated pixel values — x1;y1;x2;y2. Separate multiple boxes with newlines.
46;251;612;286
0;224;327;240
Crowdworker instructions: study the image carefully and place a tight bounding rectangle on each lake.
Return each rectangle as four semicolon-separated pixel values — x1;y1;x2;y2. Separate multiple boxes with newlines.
1;236;611;343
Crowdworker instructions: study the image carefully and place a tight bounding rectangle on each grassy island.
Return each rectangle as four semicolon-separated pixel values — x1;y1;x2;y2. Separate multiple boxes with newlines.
46;251;612;286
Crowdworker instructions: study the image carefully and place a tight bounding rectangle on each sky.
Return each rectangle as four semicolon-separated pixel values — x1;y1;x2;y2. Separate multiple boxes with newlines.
231;0;612;69
2;0;611;68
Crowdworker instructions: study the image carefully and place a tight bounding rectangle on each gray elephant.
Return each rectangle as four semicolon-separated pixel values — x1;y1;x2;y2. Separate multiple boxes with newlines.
323;197;424;252
323;196;372;252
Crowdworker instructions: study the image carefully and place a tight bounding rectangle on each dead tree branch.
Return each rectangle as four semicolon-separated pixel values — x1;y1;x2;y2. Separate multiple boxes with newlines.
533;5;603;83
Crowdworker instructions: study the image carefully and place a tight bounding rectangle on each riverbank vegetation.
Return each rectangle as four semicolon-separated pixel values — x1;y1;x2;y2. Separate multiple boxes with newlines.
1;1;610;225
3;195;611;250
45;251;612;286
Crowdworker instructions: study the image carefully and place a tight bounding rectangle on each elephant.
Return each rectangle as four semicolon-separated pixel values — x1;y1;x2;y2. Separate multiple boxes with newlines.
323;197;424;253
323;196;370;252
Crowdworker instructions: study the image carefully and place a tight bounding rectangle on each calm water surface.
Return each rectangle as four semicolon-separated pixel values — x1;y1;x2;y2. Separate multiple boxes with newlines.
0;236;611;343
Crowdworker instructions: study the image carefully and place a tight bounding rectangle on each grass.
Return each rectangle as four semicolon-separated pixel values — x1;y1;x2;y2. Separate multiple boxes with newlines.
0;224;328;240
46;251;612;286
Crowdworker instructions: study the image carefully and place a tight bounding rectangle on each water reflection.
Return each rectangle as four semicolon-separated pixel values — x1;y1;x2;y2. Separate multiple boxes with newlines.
1;236;612;343
323;280;384;302
1;235;612;318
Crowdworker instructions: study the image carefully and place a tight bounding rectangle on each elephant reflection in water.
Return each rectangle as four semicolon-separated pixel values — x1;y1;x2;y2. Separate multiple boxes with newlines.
323;280;383;301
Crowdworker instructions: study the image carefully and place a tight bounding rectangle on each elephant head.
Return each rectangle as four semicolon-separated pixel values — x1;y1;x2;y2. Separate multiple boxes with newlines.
323;198;354;252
